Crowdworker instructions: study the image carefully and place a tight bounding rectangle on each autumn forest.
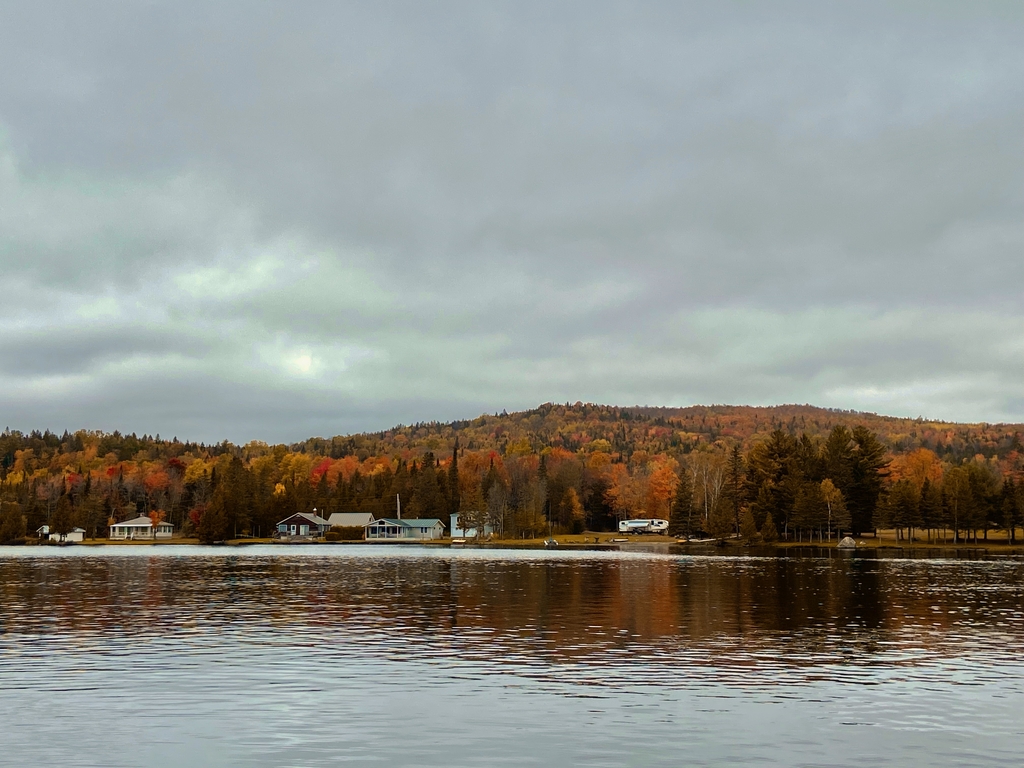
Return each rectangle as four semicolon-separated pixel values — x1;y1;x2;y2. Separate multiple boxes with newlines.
1;403;1023;545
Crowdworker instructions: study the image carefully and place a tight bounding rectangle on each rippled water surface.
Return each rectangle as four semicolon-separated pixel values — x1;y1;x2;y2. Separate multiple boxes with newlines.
2;546;1023;767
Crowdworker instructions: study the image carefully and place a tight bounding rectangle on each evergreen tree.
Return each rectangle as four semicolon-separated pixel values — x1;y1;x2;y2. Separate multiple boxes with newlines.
725;445;744;535
965;462;998;541
51;494;74;541
1001;478;1020;544
746;429;801;536
848;427;889;535
447;438;461;521
410;453;446;519
668;471;694;538
793;482;826;541
822;426;855;496
707;501;733;540
943;466;971;543
315;471;331;515
739;508;759;543
197;491;230;543
0;502;25;543
760;511;779;543
919;478;942;542
883;479;921;541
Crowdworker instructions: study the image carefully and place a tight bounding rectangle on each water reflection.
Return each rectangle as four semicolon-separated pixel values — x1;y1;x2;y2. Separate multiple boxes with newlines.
3;547;1023;668
2;547;1023;767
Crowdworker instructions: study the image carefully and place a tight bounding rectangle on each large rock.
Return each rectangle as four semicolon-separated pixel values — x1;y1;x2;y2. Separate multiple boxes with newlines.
837;536;857;549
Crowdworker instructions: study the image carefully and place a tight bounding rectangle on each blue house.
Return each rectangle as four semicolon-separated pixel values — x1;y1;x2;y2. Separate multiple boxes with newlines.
276;511;331;538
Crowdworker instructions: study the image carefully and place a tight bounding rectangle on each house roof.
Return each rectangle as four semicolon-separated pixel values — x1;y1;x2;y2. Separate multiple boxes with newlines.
367;518;444;528
327;512;374;527
110;516;173;528
277;511;331;527
111;516;153;527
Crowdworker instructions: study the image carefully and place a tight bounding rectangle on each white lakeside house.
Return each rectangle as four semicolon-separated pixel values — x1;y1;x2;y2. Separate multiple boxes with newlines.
109;516;174;540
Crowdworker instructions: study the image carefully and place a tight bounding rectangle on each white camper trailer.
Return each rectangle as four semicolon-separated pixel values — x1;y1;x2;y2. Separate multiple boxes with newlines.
618;518;669;535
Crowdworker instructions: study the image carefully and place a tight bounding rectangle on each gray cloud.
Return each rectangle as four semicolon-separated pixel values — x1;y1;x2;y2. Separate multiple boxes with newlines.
0;1;1021;442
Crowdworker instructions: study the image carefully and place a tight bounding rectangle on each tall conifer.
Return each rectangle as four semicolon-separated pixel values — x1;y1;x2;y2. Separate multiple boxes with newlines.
448;437;461;521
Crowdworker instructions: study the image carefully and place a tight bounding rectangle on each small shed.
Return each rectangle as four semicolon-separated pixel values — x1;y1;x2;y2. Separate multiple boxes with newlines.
365;518;445;540
276;511;331;538
49;527;85;543
327;512;374;528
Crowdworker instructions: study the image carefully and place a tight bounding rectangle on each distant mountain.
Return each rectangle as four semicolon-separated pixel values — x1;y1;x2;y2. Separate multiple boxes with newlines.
291;403;1024;464
4;404;1020;467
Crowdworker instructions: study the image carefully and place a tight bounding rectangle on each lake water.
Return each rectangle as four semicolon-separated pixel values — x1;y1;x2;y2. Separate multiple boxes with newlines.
1;546;1022;767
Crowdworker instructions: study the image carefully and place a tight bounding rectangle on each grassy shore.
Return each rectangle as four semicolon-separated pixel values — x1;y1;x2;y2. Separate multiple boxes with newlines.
773;528;1024;552
23;529;1024;554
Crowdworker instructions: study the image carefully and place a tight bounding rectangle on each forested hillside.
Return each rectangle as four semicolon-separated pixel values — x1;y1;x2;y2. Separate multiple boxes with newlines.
1;403;1022;544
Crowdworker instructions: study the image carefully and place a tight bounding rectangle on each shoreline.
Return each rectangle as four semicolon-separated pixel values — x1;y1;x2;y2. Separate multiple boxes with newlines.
12;530;1024;555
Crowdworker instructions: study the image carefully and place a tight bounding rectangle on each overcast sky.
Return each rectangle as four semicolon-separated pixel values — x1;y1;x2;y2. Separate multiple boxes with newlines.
0;1;1021;443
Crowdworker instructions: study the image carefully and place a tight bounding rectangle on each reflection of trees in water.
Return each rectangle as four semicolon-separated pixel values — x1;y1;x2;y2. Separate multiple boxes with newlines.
2;554;1021;669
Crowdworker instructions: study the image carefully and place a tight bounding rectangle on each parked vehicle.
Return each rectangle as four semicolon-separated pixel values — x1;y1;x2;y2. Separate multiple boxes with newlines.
618;519;669;535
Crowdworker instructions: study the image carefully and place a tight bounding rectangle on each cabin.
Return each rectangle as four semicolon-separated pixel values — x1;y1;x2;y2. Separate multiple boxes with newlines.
109;516;174;540
36;525;50;539
276;511;331;538
327;512;374;529
365;518;445;540
49;527;85;543
449;513;493;539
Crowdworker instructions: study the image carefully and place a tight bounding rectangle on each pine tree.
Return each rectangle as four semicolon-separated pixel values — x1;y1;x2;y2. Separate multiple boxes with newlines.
0;502;26;543
739;508;759;542
668;471;693;538
51;494;73;541
198;490;230;543
919;478;941;542
725;445;744;535
707;502;733;540
1001;478;1020;544
848;427;889;535
760;511;779;543
447;437;461;522
793;482;826;541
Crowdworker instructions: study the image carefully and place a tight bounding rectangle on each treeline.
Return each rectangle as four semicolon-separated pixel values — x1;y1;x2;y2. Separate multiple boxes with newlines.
691;426;1022;544
1;404;1022;544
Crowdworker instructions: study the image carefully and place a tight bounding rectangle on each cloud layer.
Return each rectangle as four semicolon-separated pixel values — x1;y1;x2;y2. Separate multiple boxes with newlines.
1;2;1022;442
